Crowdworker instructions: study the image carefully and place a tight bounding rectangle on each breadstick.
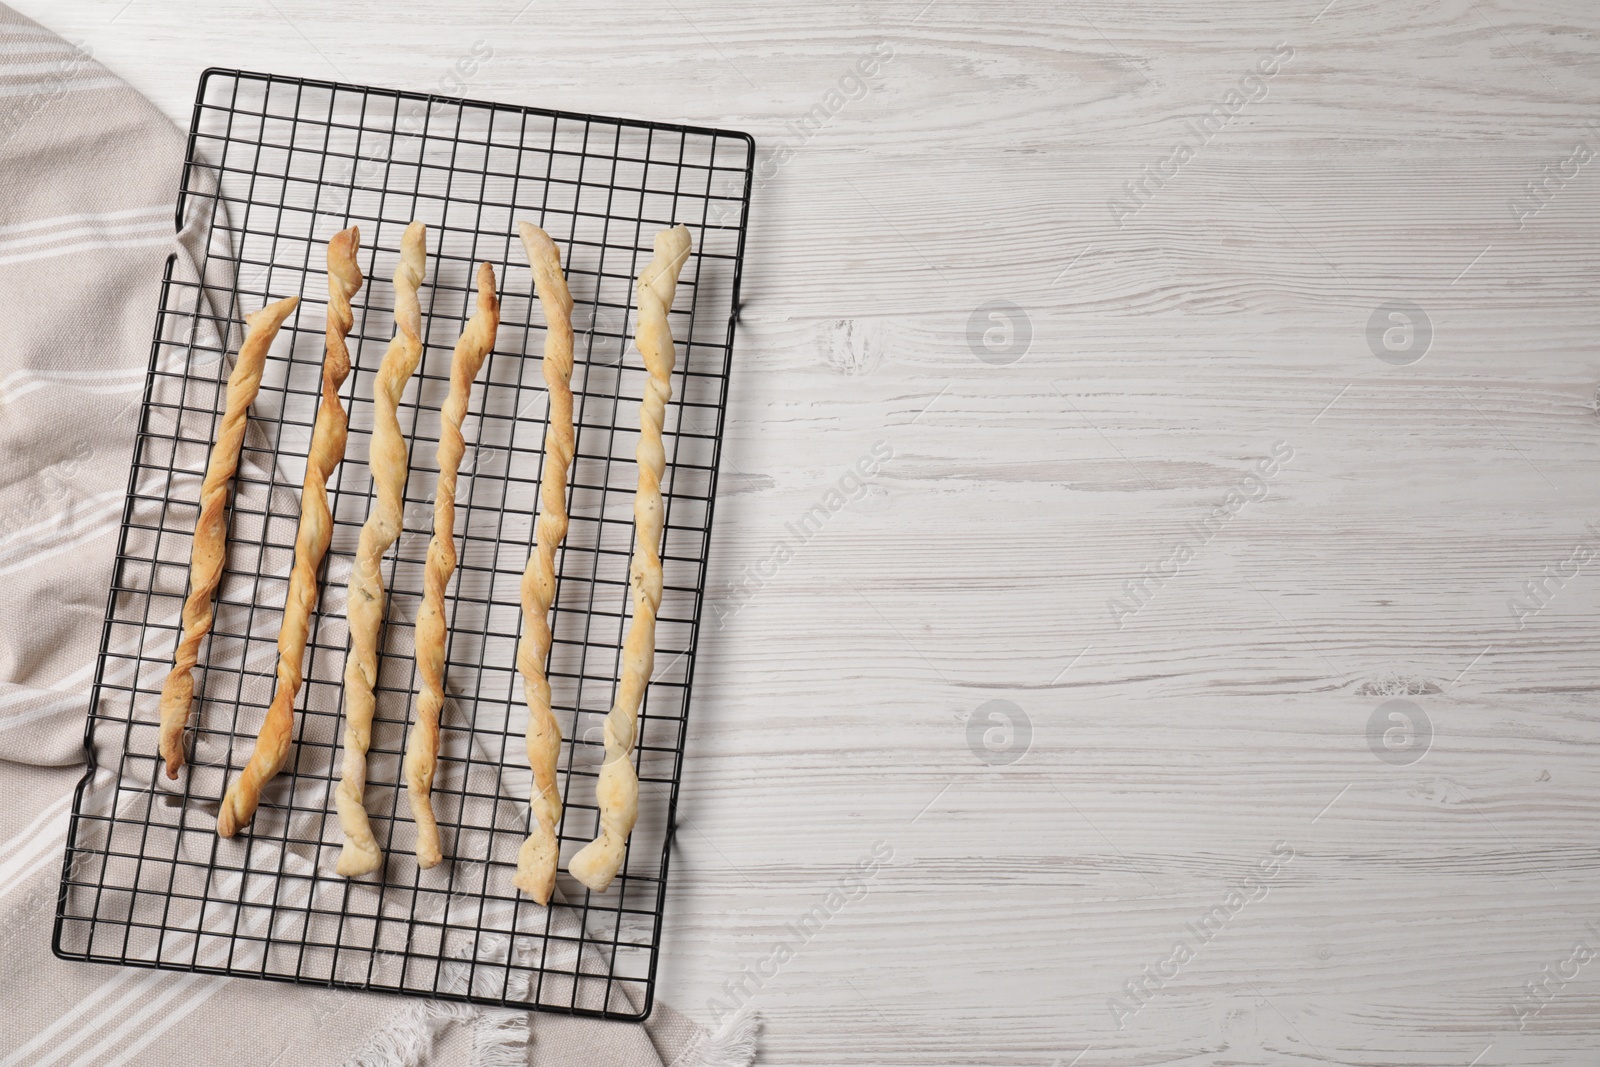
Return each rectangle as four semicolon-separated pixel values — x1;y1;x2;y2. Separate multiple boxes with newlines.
334;220;427;876
217;230;362;837
404;261;500;869
512;223;575;903
569;224;691;893
157;294;299;779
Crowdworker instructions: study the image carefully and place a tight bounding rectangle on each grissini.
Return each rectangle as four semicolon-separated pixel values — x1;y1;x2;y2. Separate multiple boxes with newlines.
217;230;362;837
512;223;575;903
334;220;427;876
157;294;299;779
404;261;500;869
568;224;691;893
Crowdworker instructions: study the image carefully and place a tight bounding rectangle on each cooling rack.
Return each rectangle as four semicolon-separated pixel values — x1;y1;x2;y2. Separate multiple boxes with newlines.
52;67;752;1021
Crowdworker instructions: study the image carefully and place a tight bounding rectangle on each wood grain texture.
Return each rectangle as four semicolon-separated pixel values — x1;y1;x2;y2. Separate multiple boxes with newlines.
22;0;1600;1062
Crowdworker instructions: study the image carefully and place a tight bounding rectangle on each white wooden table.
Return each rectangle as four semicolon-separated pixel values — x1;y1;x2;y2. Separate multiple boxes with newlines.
18;1;1600;1063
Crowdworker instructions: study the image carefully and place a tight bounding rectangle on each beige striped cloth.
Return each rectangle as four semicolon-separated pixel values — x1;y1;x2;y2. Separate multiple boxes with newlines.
0;6;753;1065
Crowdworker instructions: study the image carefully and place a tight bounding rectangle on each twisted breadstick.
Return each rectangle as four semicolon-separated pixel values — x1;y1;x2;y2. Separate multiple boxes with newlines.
404;261;500;869
217;231;362;837
157;294;299;779
569;224;691;893
512;223;575;903
335;220;427;876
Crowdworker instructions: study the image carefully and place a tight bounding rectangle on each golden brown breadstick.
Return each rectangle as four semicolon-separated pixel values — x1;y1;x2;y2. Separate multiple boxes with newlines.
404;261;500;869
335;221;427;876
217;230;362;837
157;294;299;779
512;223;575;903
569;224;691;893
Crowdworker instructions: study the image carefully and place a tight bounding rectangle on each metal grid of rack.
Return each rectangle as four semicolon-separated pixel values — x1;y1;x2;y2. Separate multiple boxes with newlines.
53;68;752;1021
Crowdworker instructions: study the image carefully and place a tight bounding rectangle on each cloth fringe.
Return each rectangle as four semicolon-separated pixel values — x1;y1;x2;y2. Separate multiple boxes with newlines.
343;1001;476;1067
669;1007;760;1067
472;1008;531;1067
343;1002;534;1067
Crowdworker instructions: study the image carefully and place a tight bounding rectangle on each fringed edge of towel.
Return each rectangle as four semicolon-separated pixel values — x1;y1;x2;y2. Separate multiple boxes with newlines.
342;993;756;1067
667;1006;760;1067
342;1003;532;1067
472;1008;531;1067
343;1001;477;1067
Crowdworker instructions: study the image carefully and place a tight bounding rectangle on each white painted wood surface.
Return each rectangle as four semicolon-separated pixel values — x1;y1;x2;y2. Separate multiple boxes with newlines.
15;1;1600;1063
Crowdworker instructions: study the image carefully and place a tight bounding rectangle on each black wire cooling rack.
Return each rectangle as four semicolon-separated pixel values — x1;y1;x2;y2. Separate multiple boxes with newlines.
52;68;752;1021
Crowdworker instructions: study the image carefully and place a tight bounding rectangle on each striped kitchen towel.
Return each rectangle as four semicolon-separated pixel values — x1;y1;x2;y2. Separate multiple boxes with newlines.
0;6;755;1066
